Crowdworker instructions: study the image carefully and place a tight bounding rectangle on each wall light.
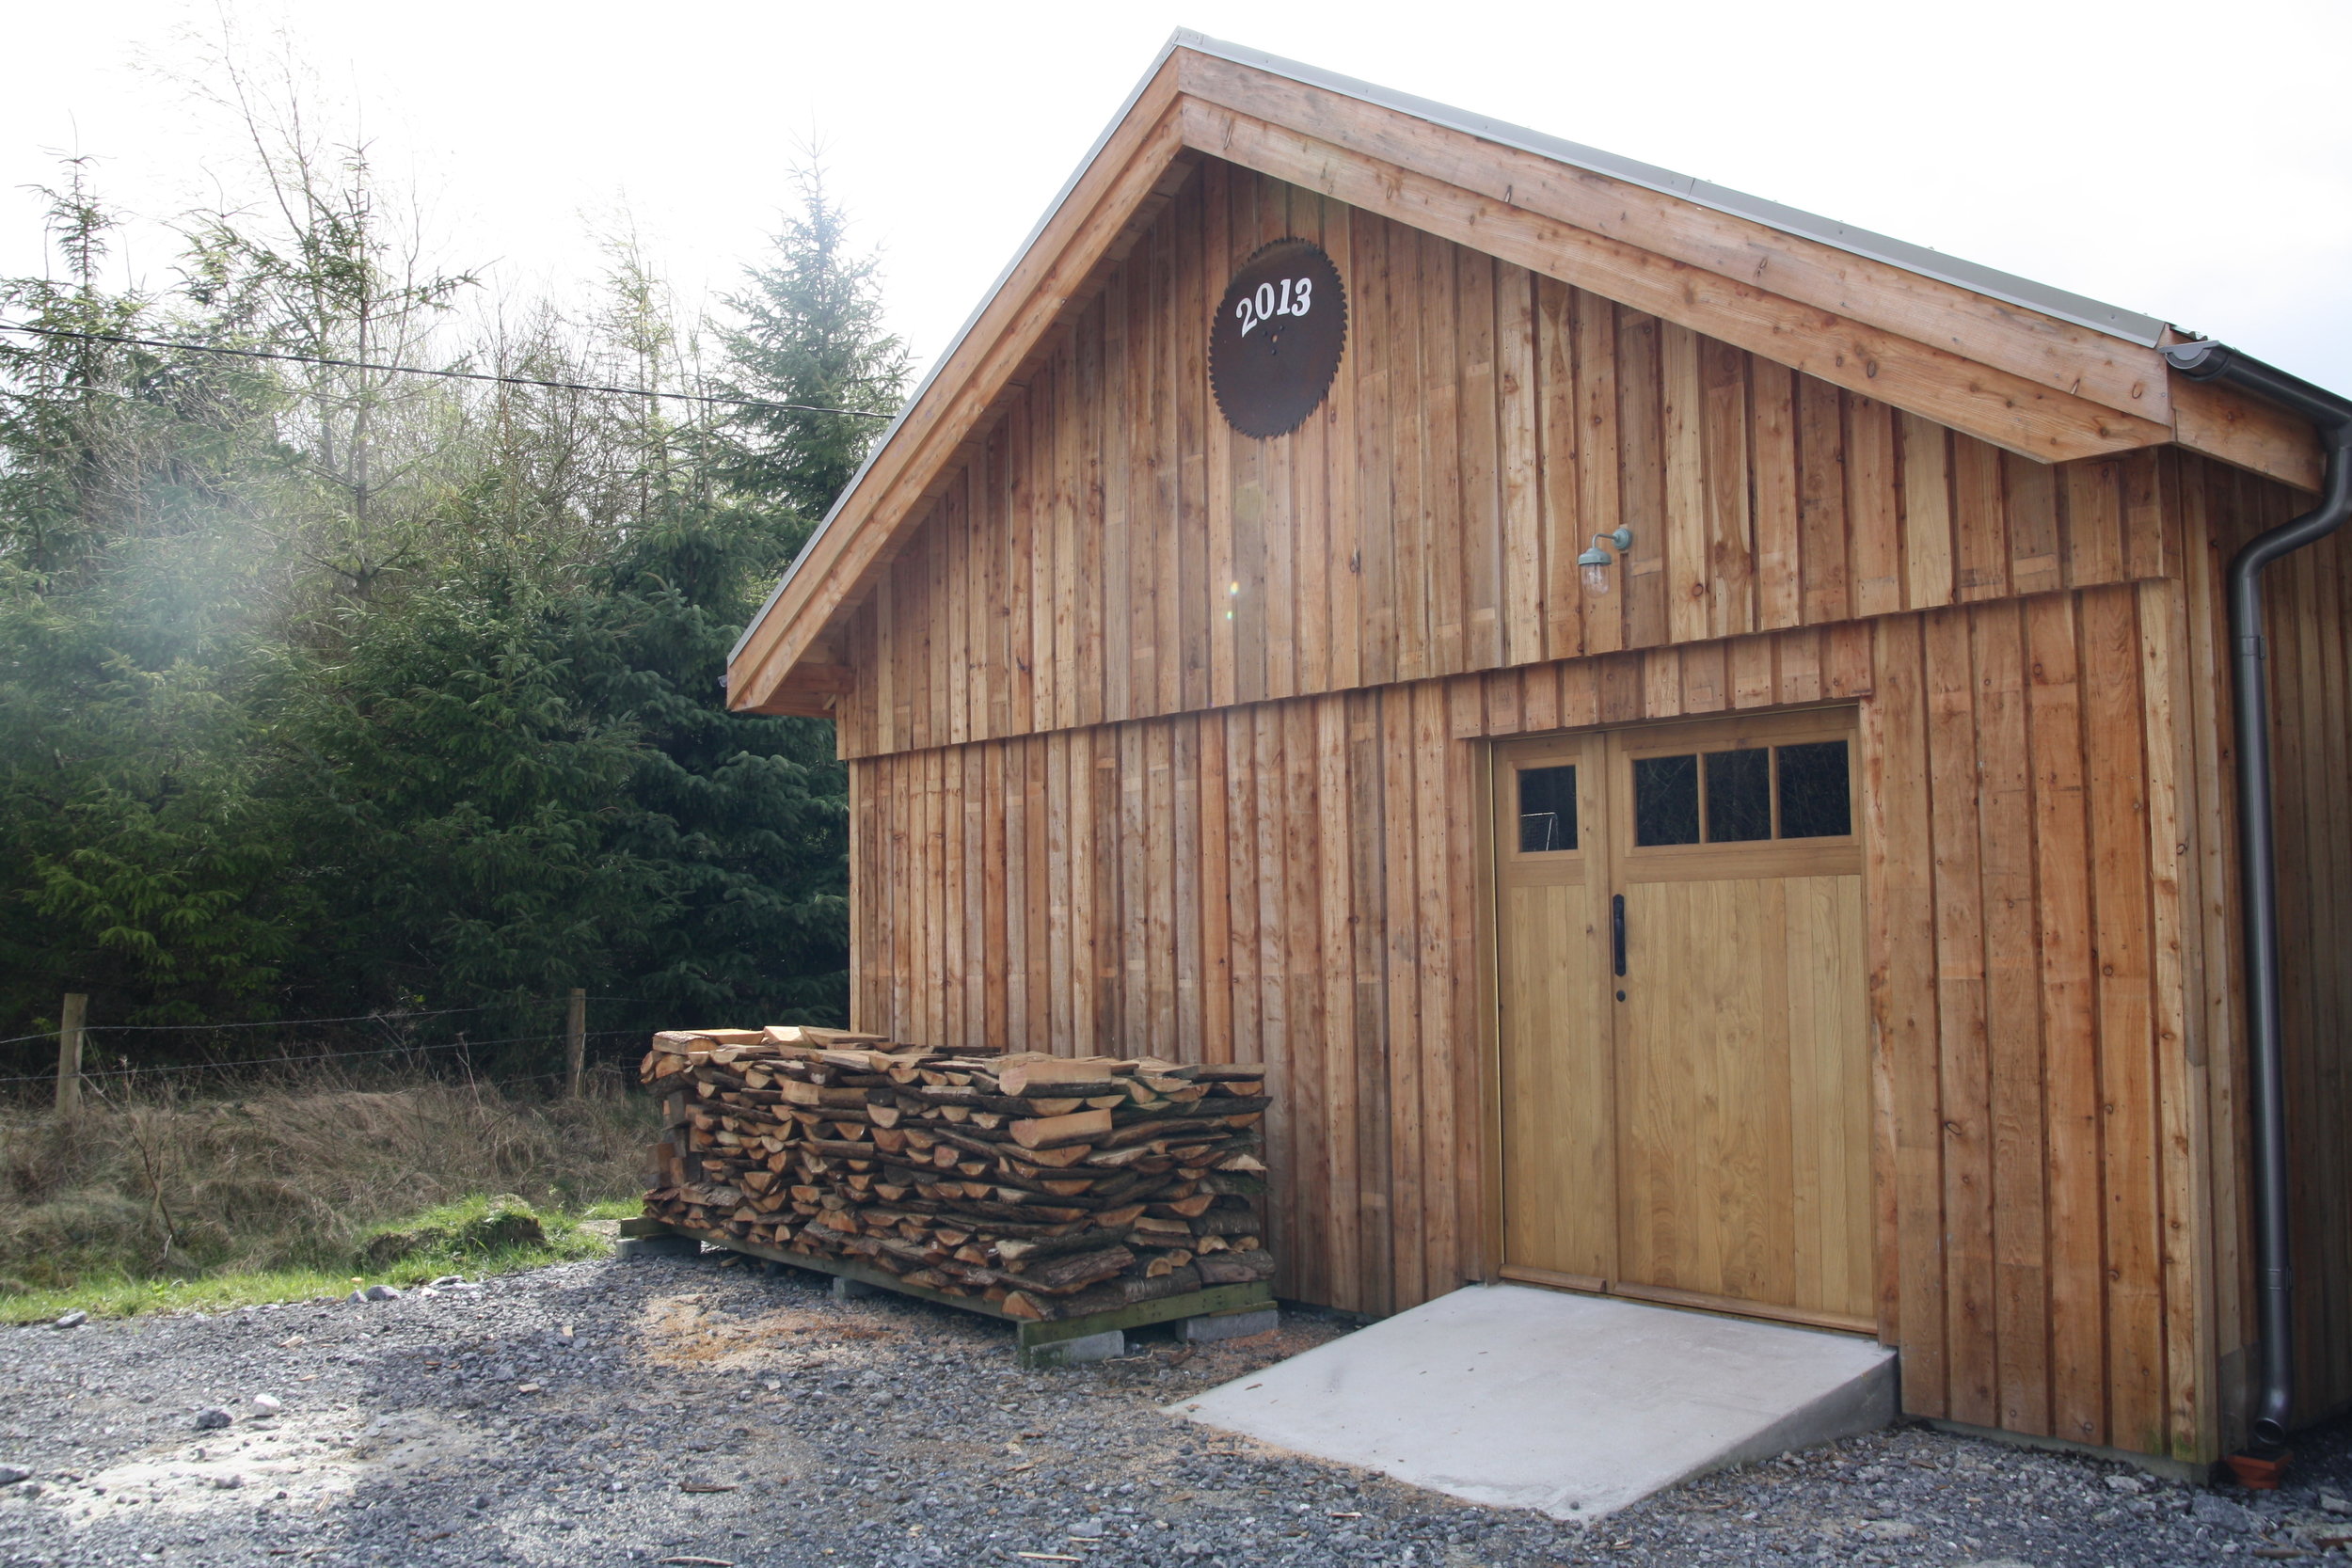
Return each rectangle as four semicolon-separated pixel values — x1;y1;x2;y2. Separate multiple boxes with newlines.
1577;527;1633;594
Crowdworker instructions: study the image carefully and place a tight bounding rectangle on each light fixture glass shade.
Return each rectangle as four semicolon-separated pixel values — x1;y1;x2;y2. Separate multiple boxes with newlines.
1578;528;1629;594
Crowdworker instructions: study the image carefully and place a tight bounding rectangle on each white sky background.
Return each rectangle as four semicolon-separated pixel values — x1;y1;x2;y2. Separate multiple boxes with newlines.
5;0;2350;396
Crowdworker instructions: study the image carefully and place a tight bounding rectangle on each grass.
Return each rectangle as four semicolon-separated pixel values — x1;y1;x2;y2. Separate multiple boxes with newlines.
0;1072;659;1323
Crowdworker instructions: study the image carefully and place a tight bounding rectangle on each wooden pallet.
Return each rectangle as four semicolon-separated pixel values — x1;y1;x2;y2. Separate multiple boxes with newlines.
623;1217;1274;1366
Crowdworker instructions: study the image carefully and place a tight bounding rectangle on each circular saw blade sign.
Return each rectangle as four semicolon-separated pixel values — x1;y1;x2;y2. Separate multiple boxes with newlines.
1210;239;1347;438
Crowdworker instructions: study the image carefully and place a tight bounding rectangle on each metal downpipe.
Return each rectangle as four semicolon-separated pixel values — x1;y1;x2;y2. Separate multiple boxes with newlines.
2163;341;2352;1453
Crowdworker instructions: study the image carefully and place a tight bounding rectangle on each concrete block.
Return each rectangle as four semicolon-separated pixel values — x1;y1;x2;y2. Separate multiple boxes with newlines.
831;1275;881;1301
616;1234;702;1259
1178;1307;1280;1344
1175;1283;1895;1520
1022;1329;1124;1368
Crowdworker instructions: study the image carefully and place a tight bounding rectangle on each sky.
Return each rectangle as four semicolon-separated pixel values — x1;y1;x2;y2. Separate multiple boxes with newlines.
6;0;2351;396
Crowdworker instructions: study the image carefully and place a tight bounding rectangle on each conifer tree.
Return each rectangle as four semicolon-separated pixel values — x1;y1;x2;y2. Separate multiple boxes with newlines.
711;165;911;539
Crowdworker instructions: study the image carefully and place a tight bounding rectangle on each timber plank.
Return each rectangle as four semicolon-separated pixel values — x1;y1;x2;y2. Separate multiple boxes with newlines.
1899;414;1956;610
1173;716;1204;1057
2025;592;2106;1448
1383;684;1427;1305
1148;721;1178;1055
1573;288;1624;656
1102;267;1135;724
1292;191;1334;702
1423;234;1467;677
1536;277;1584;661
1663;321;1709;647
1499;261;1543;667
1327;202;1364;693
1848;398;1901;620
2083;584;2168;1456
1752;360;1802;631
1973;603;2053;1436
1174;171;1210;714
2137;577;2205;1456
1616;309;1669;650
1457;251;1506;673
1356;214;1399;687
1199;710;1235;1067
1315;696;1361;1309
1924;607;1998;1428
1701;336;1756;639
1871;615;1948;1412
2005;452;2062;598
1953;436;2010;604
1798;376;1851;626
1283;699;1330;1305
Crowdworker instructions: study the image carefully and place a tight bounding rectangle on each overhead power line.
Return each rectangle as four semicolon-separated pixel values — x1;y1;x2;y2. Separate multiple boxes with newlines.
0;320;895;420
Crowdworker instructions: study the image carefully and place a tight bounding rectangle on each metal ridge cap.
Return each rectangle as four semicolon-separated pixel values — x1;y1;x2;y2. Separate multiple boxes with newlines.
728;31;1196;671
1176;31;2169;349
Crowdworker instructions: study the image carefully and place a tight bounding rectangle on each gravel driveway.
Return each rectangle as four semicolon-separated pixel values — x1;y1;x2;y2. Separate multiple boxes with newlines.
3;1249;2346;1567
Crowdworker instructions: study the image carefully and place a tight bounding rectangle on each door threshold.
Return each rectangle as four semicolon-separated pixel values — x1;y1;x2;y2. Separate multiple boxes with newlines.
1498;1266;1877;1338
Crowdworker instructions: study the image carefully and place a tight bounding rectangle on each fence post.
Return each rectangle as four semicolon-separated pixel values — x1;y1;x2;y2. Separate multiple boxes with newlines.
56;992;87;1115
566;988;586;1098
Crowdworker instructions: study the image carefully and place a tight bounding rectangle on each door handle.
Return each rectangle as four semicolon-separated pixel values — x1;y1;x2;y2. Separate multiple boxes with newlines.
1613;894;1627;977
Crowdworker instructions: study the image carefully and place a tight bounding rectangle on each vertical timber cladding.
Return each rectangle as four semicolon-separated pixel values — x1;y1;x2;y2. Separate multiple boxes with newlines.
2185;453;2352;1437
834;156;2180;763
849;579;2215;1458
829;154;2238;1461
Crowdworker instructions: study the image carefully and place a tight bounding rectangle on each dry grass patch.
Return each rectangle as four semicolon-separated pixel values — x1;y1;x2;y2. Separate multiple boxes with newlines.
0;1074;657;1319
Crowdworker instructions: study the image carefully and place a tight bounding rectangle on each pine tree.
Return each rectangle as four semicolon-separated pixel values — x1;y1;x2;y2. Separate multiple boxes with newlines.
711;165;911;538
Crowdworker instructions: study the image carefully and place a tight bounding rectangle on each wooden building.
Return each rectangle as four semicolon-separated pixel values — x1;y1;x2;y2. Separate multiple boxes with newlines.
726;35;2352;1465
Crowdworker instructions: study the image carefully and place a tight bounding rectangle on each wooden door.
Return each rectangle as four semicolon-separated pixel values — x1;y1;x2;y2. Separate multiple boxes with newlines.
1492;733;1615;1286
1494;710;1873;1332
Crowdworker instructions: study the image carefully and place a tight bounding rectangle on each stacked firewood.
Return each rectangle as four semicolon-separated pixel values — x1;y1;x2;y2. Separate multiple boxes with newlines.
639;1026;1275;1321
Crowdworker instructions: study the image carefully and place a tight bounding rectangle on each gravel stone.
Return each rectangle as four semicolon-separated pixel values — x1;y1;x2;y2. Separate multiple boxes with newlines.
4;1251;2347;1567
0;1466;28;1487
51;1310;87;1329
251;1394;283;1417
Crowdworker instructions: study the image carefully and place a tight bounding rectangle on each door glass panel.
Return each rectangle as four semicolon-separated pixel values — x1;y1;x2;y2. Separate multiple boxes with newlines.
1704;749;1771;843
1517;765;1578;853
1777;740;1852;839
1633;754;1700;846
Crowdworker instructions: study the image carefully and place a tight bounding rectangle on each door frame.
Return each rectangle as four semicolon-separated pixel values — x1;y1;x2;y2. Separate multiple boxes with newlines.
1475;702;1880;1336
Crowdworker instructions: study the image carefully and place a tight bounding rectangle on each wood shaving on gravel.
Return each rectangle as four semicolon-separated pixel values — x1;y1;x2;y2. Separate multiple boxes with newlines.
1;1251;2345;1566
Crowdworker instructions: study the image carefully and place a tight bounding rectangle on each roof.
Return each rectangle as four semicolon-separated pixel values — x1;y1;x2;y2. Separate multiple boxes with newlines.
727;34;2320;714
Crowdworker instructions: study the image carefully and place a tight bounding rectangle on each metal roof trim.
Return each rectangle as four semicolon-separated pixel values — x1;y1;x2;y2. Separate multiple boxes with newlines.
733;29;2169;672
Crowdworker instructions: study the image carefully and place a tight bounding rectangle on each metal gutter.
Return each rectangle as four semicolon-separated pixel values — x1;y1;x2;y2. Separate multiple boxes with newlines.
2163;339;2352;1457
732;28;2170;673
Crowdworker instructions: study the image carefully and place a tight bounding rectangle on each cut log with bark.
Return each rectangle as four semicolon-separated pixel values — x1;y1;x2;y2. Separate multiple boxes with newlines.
638;1038;1274;1318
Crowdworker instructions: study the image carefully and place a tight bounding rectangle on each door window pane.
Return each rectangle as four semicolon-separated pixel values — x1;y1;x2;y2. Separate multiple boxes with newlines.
1704;749;1771;843
1517;765;1578;853
1633;754;1700;846
1777;740;1851;839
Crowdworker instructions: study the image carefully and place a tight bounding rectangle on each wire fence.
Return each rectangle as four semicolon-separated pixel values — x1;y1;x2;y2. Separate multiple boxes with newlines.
0;1028;649;1088
0;991;696;1107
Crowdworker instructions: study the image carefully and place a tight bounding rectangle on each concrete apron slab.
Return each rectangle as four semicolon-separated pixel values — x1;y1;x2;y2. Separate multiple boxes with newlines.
1171;1283;1895;1521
